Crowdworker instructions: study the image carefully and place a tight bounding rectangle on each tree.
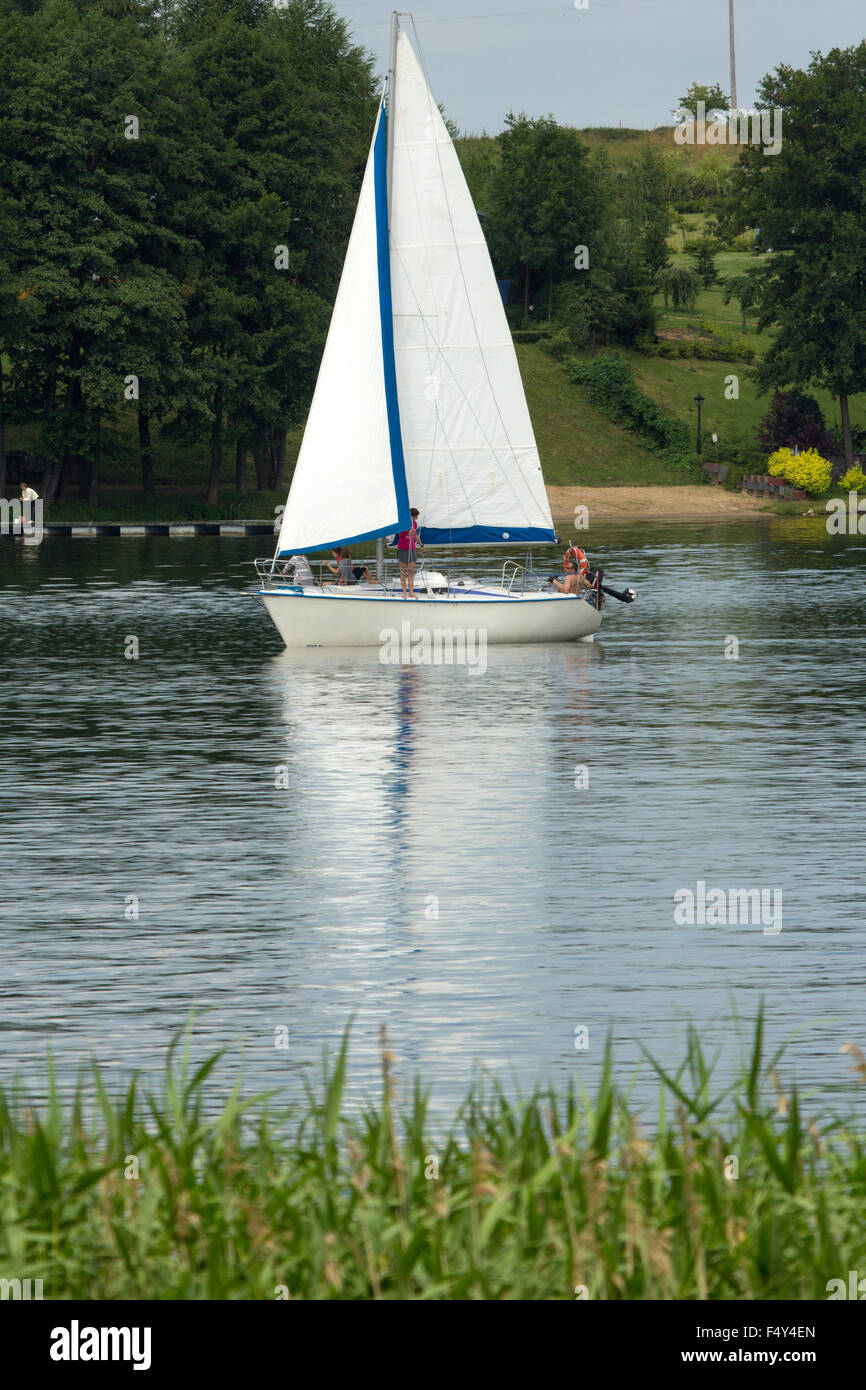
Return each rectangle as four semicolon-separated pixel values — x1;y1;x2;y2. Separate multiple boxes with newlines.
738;43;866;468
0;0;377;506
619;146;672;279
0;0;195;504
486;114;600;317
722;271;759;330
756;389;837;456
0;183;38;497
656;264;700;310
676;82;729;119
693;237;717;289
167;1;375;502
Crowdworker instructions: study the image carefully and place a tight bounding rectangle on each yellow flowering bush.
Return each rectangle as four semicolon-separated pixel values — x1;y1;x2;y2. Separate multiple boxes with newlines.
839;465;866;491
767;447;832;495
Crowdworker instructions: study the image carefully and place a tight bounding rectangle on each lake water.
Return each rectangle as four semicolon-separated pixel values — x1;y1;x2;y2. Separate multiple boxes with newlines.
1;518;864;1122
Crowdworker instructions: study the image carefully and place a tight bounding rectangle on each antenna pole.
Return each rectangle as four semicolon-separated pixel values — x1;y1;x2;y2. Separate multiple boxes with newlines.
728;0;737;110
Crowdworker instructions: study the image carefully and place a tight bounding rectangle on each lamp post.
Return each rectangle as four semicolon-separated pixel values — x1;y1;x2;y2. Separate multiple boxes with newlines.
694;393;705;454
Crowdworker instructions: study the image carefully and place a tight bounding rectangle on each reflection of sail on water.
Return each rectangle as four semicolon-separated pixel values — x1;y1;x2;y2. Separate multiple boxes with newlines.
269;644;601;1097
270;646;598;935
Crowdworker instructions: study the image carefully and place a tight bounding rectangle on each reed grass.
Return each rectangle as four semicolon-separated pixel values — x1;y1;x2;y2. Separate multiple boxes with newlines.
1;1012;864;1300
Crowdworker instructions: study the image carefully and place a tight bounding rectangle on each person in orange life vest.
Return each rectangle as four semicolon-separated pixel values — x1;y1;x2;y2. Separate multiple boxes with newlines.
396;508;423;598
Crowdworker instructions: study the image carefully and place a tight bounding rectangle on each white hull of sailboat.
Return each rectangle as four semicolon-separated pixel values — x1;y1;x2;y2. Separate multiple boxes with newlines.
259;587;602;647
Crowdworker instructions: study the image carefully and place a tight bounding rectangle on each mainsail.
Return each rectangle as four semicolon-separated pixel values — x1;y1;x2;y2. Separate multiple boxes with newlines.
276;22;555;558
389;30;555;545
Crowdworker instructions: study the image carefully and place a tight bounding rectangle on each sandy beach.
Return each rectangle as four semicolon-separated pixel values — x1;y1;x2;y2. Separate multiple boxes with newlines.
547;485;774;523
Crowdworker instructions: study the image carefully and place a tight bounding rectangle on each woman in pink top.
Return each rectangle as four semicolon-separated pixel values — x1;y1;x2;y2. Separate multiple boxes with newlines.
396;507;423;598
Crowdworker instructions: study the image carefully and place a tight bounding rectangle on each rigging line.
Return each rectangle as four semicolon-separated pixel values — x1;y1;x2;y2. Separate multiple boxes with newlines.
356;0;666;28
356;7;575;27
407;14;548;525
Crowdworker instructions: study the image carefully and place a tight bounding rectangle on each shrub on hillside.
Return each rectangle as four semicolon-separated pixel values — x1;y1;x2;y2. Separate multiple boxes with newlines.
655;333;755;363
551;282;591;350
839;465;866;491
565;350;699;475
721;438;765;474
767;447;832;495
541;328;575;360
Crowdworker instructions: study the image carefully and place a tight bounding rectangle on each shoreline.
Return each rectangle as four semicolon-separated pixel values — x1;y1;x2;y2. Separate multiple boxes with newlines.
547;484;780;523
3;486;800;540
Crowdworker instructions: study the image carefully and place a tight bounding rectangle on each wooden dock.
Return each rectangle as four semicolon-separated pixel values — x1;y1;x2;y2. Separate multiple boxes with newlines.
26;520;278;538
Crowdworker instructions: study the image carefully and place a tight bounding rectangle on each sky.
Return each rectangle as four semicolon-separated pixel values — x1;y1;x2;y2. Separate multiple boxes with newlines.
336;0;865;133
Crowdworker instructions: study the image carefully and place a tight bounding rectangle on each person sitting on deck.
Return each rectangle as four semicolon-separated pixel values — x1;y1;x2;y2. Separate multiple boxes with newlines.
325;547;375;586
551;557;592;596
279;554;315;585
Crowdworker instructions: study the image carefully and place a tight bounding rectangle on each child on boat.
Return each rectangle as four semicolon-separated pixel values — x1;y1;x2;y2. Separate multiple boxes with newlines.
397;508;423;598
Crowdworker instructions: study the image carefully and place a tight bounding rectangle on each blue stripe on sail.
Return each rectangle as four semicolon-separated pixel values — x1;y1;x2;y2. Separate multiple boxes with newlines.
278;523;401;557
418;525;558;545
374;103;411;533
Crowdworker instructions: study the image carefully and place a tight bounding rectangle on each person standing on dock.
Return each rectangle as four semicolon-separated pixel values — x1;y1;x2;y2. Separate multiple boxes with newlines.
19;481;38;529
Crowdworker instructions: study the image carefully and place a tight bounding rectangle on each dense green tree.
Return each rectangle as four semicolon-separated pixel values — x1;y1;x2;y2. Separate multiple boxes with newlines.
0;0;376;505
552;147;656;347
738;43;866;466
619;145;672;279
165;1;375;500
656;263;700;310
0;0;197;501
0;178;39;497
486;114;601;317
693;237;718;289
676;82;729;119
722;271;760;330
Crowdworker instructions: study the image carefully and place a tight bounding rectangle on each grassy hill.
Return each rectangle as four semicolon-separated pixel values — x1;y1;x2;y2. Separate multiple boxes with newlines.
516;344;685;485
15;328;866;524
13;344;702;522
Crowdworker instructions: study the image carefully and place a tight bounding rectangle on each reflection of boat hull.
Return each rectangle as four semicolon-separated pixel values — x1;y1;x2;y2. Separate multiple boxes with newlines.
260;587;601;647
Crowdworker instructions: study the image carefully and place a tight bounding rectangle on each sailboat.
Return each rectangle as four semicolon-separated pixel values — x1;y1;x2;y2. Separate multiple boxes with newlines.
257;13;602;648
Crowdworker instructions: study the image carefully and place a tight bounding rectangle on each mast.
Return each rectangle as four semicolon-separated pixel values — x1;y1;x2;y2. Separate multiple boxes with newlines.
378;10;400;581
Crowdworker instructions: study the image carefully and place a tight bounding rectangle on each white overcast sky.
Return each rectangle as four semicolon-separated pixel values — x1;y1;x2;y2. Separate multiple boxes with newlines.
338;0;865;132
